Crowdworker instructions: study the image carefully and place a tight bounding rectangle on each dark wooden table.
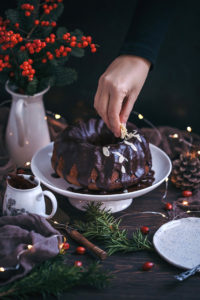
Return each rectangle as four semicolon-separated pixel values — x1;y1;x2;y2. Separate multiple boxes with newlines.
47;182;199;300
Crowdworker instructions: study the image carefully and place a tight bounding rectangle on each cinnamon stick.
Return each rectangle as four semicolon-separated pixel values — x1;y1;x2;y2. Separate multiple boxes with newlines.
66;227;107;260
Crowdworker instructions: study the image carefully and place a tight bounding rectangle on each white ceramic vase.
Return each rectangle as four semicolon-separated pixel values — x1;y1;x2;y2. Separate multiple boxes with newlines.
5;81;51;167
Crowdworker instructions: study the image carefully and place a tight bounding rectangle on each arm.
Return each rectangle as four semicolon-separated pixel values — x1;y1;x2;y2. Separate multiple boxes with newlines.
94;0;174;137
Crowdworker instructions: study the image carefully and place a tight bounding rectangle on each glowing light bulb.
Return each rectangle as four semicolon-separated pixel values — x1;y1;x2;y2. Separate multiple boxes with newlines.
25;161;31;167
27;245;33;250
55;114;61;120
187;126;192;132
197;150;200;155
138;114;144;120
53;220;58;224
0;267;5;272
44;116;47;120
182;201;189;206
165;177;169;182
59;243;64;249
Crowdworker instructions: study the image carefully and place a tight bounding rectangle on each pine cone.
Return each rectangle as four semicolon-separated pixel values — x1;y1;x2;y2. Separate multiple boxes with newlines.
171;152;200;190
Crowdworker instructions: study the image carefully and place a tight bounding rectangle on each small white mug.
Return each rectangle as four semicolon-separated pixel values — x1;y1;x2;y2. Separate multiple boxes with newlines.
3;174;57;219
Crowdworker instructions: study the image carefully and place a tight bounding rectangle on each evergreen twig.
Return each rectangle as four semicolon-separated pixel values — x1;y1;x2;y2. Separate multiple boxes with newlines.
0;255;112;299
74;202;153;255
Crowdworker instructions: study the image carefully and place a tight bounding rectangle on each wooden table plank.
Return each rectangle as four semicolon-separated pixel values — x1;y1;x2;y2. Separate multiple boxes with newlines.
47;182;199;300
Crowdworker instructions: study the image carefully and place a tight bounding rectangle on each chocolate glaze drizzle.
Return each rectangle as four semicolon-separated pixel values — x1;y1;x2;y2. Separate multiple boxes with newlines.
67;170;155;195
51;118;154;192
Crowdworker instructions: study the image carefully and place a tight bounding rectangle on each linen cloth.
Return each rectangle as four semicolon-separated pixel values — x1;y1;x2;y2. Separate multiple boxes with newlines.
0;213;60;285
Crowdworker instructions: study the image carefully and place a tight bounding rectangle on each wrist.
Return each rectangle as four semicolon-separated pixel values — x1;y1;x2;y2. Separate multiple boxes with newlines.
119;54;151;70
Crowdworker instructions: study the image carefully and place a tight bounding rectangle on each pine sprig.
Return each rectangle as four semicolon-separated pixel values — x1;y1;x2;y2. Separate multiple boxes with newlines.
74;202;153;255
0;255;111;299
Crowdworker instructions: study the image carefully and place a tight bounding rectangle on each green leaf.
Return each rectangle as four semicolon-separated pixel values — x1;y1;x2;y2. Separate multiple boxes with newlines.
38;76;51;91
50;3;64;21
71;47;84;58
0;72;9;85
52;66;77;86
70;28;84;39
5;9;20;25
25;77;38;95
17;50;29;65
56;26;68;38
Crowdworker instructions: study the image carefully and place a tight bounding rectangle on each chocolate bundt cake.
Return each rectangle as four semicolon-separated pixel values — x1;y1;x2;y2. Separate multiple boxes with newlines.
51;118;154;191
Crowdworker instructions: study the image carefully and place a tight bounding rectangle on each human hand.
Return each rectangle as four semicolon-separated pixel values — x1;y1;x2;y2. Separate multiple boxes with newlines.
94;55;151;137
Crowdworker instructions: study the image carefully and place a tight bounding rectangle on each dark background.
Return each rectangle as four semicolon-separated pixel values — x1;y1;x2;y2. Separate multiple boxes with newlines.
0;0;199;133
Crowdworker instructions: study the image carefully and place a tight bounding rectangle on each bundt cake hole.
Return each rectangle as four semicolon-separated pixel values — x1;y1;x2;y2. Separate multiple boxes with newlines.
87;132;121;147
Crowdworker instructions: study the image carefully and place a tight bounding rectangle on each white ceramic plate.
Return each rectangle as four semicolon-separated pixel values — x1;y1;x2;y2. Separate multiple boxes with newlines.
31;142;171;201
153;217;200;269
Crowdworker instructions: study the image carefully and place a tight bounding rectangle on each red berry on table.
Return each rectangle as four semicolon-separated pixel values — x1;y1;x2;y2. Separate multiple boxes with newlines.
74;261;83;267
76;246;86;255
62;242;70;250
91;48;97;53
42;58;47;63
165;202;173;211
45;9;50;14
140;226;149;235
15;23;19;28
34;20;40;25
142;262;154;271
182;190;192;197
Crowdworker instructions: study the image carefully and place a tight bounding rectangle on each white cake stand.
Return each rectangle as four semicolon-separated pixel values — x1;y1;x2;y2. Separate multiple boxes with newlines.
31;142;172;213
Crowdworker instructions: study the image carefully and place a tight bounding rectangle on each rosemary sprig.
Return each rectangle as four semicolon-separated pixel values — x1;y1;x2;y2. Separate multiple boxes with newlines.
74;202;153;255
0;255;111;299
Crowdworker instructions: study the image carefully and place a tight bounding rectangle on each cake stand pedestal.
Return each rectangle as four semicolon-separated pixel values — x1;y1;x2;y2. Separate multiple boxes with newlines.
68;197;133;213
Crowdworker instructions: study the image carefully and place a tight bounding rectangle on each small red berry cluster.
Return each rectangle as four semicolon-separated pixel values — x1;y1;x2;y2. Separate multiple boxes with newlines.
34;20;57;27
21;39;46;54
42;0;63;15
0;55;11;72
45;33;56;43
0;28;23;50
55;45;71;58
20;59;35;81
21;3;35;17
63;34;97;53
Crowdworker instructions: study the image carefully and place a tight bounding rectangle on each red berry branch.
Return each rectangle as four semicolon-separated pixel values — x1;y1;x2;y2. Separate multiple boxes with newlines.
0;0;97;95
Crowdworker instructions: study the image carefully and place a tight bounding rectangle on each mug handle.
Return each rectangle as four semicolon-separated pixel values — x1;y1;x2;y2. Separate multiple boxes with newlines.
42;190;58;219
